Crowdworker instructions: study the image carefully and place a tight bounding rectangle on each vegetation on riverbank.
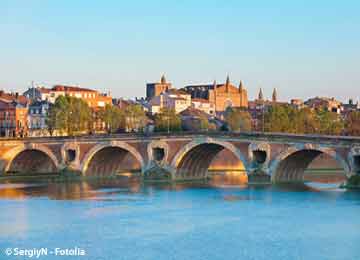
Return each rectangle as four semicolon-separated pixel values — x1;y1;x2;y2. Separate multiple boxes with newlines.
344;175;360;188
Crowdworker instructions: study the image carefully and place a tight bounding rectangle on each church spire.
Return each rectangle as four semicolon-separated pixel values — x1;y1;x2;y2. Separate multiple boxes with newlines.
160;74;166;84
213;80;217;112
238;80;244;93
272;88;277;102
258;88;264;101
225;75;230;92
213;80;217;92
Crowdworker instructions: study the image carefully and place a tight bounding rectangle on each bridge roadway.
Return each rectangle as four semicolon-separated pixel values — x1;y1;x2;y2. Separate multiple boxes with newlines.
0;132;359;183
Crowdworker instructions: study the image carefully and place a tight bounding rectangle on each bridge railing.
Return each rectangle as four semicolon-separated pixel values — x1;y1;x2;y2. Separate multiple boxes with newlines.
1;131;360;145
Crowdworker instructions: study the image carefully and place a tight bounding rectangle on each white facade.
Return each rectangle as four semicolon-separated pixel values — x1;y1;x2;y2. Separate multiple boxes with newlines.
149;90;191;114
27;101;50;137
191;99;215;115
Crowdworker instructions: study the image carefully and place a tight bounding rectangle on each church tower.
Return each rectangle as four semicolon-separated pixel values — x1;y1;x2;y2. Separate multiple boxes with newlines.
146;74;172;100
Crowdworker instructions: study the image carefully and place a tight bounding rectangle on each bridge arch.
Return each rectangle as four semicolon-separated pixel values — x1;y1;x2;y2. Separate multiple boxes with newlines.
80;141;145;176
171;138;249;180
269;144;351;183
4;144;60;174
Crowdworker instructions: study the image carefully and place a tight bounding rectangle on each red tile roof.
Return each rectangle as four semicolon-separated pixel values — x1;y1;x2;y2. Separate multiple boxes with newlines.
52;85;97;92
0;91;29;106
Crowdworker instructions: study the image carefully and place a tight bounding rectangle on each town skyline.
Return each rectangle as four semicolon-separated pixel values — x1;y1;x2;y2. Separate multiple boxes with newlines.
1;1;359;102
1;74;358;104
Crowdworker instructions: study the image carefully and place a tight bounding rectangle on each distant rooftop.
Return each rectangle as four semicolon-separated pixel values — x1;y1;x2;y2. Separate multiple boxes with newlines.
0;90;28;106
52;85;97;92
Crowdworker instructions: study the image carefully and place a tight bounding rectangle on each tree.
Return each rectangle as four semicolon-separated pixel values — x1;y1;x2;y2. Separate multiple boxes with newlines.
287;107;320;134
99;104;125;133
124;104;147;132
46;95;92;136
302;107;320;134
346;111;360;136
224;107;252;132
154;108;182;132
264;105;291;133
46;103;57;136
264;105;344;135
181;114;209;131
316;109;344;135
198;114;209;131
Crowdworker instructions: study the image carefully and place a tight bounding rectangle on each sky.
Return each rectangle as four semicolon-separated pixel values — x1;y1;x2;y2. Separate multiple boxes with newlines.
0;0;359;102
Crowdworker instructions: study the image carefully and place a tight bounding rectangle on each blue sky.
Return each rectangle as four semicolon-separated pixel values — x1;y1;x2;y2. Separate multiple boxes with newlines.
1;0;359;102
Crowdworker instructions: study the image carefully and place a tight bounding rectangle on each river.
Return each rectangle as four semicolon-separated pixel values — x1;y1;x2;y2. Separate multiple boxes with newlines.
0;176;360;260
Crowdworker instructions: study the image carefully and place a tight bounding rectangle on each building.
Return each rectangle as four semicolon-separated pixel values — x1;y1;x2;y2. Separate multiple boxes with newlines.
0;91;29;137
146;75;172;100
113;98;131;110
182;76;248;112
305;97;343;114
23;87;51;101
149;89;191;114
191;98;215;116
23;85;112;108
27;100;51;137
342;99;360;115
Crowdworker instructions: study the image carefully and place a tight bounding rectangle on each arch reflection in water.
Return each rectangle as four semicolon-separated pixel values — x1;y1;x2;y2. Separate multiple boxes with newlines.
0;178;142;200
209;171;248;187
273;149;347;188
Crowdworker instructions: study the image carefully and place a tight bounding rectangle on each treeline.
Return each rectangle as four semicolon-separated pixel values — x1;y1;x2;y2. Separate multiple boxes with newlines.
46;96;147;135
46;96;197;135
264;105;360;136
264;105;344;135
46;96;360;136
223;105;360;136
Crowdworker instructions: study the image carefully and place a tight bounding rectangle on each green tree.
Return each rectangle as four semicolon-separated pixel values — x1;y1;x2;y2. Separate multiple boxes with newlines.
46;95;92;136
302;107;320;134
287;107;320;134
264;105;343;135
154;108;182;132
99;104;125;133
181;114;209;131
264;105;291;133
316;109;344;135
224;107;252;132
346;111;360;136
198;114;209;131
124;104;147;132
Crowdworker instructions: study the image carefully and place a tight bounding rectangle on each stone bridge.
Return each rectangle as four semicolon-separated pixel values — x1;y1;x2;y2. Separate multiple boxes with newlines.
0;132;360;183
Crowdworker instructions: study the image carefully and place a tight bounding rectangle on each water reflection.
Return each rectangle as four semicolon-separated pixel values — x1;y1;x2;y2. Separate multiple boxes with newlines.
209;171;248;187
0;170;351;201
1;171;360;260
0;177;141;200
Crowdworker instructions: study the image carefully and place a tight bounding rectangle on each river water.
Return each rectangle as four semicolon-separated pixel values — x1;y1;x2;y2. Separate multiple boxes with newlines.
0;176;360;260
